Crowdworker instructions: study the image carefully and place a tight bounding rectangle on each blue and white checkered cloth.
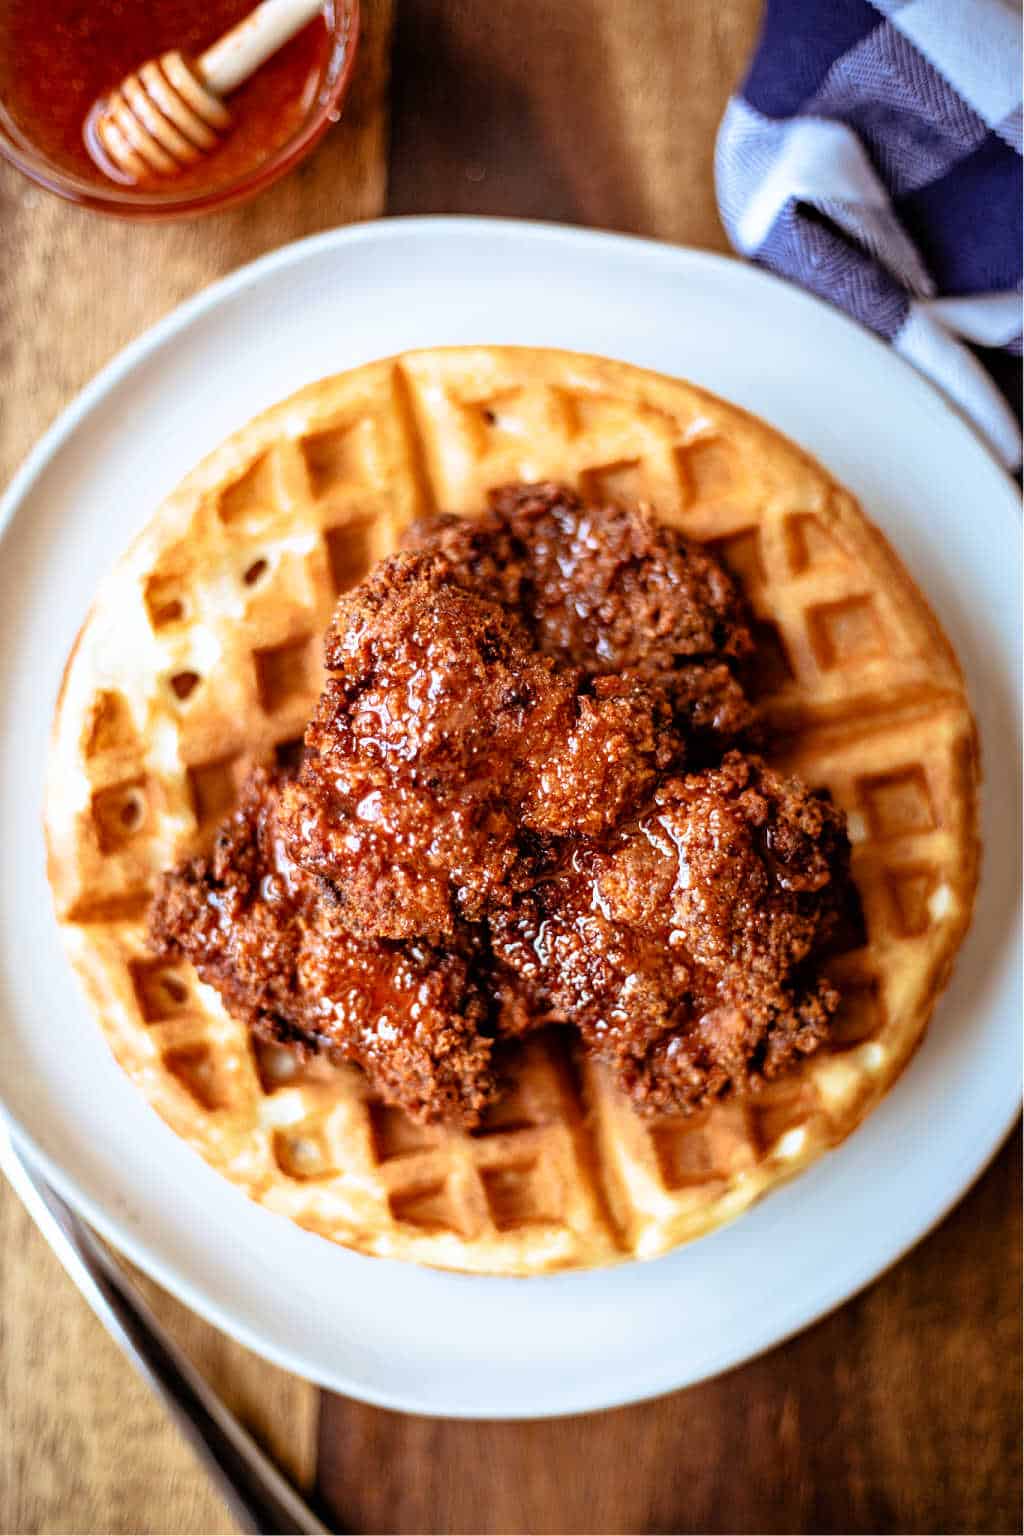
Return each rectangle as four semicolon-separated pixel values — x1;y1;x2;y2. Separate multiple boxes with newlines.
716;0;1023;471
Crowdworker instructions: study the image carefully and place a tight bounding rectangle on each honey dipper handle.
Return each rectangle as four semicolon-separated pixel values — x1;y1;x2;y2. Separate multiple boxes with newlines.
197;0;325;98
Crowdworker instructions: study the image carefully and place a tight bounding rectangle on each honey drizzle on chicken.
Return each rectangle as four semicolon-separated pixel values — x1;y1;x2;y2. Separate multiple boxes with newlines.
149;486;854;1126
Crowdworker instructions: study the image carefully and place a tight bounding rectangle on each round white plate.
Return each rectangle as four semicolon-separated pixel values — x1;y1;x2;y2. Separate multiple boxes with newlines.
1;218;1019;1419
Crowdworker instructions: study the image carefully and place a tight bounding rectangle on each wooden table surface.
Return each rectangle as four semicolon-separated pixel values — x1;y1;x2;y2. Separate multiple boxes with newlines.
1;2;1020;1532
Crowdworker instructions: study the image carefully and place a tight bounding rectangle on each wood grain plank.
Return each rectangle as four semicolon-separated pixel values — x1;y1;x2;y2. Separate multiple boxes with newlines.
321;1129;1021;1535
387;0;761;246
0;3;392;1530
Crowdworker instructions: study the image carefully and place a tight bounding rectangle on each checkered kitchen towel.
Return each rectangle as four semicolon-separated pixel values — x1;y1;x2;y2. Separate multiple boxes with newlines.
716;0;1023;471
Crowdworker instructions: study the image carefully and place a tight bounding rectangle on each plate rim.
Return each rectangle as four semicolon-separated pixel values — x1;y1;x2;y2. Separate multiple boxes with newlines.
8;1110;1020;1419
1;215;1020;1418
5;215;1021;532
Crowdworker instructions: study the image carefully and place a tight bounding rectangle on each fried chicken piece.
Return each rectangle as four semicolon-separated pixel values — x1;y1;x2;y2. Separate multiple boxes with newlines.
489;752;853;1114
148;770;497;1125
404;482;757;755
277;551;679;941
147;494;853;1130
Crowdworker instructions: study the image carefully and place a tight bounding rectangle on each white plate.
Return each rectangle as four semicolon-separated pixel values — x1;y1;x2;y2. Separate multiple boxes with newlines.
0;218;1019;1419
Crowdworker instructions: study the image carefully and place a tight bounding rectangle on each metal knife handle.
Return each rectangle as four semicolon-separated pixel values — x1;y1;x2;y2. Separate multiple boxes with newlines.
0;1119;331;1536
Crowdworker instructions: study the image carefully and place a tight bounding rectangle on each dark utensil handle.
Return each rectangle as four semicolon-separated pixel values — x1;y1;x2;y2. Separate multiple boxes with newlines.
1;1123;332;1536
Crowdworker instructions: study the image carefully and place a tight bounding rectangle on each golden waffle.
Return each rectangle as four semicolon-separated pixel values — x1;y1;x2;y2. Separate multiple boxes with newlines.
45;347;979;1274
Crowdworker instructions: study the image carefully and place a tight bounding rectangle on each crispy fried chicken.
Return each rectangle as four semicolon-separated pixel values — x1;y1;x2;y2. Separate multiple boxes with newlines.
148;488;853;1126
149;770;496;1125
276;549;678;940
405;482;756;755
489;752;851;1113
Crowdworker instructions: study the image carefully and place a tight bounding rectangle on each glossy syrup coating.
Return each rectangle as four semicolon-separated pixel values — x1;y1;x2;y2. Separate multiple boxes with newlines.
405;482;757;755
277;550;679;940
149;770;497;1124
149;492;855;1126
490;752;853;1114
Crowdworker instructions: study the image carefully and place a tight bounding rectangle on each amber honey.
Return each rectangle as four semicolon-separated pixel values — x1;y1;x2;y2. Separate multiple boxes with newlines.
0;0;333;194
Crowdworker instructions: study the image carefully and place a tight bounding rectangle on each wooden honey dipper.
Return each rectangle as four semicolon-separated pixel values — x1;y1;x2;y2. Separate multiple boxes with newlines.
89;0;324;181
